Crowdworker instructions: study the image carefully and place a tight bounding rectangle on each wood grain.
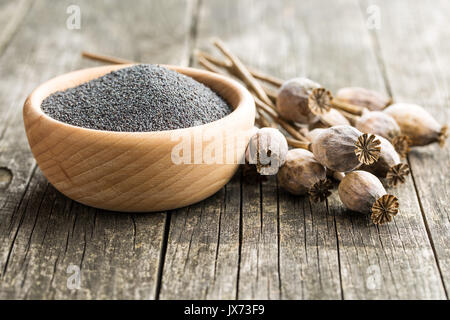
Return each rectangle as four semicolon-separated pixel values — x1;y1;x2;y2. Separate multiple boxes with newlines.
297;0;446;299
0;0;448;300
0;0;194;299
159;173;241;299
366;0;450;296
0;0;33;56
162;0;343;300
171;0;446;300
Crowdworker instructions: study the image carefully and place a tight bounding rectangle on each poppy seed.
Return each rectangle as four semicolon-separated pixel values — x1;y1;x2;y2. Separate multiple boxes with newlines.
41;64;232;132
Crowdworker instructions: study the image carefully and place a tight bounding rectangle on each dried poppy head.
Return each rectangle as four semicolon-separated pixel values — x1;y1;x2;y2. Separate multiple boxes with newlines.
384;103;448;147
356;111;401;140
354;133;382;165
308;87;332;115
277;149;333;202
310;125;381;172
356;110;411;158
335;87;392;111
360;135;410;187
276;77;322;124
245;128;288;175
338;170;399;225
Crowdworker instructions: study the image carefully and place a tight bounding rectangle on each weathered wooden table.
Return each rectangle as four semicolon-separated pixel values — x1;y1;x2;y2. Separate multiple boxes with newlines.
0;0;448;300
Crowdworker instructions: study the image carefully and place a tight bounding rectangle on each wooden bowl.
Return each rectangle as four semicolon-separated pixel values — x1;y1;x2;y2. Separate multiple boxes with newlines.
23;64;255;212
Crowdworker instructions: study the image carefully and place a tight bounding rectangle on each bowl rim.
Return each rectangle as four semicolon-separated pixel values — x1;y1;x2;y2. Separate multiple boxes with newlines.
24;63;255;136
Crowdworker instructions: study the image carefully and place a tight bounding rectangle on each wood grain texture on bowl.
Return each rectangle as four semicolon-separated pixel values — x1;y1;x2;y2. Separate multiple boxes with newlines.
23;64;255;212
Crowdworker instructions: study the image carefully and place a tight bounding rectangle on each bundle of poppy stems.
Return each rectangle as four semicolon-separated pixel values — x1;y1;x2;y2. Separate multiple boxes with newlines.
81;39;448;225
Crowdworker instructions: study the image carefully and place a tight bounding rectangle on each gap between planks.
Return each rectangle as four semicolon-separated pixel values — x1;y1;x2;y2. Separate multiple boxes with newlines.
358;0;448;298
154;0;204;300
0;0;33;59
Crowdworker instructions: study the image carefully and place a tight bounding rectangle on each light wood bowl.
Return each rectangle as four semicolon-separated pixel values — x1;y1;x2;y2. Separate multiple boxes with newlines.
23;64;255;212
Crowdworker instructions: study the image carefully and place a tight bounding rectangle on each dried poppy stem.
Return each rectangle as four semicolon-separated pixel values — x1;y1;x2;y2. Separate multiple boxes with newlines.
195;49;284;87
249;67;284;87
253;95;309;143
255;109;271;128
194;57;299;143
212;39;275;107
197;54;228;75
83;49;282;95
194;57;276;130
82;51;134;64
194;50;230;68
198;52;278;107
82;49;364;120
286;137;312;149
385;97;394;107
254;116;265;128
261;83;278;104
336;109;359;125
331;171;346;182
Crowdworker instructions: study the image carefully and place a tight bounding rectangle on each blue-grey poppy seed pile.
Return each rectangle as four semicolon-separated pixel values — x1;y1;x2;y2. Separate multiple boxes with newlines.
41;64;232;132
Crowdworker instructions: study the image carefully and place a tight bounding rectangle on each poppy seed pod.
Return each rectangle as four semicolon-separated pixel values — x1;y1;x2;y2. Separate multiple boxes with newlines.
335;87;392;111
360;136;410;187
355;110;410;158
356;111;401;139
276;77;321;124
338;171;399;225
245;128;288;175
277;149;333;202
384;103;448;147
310;125;381;172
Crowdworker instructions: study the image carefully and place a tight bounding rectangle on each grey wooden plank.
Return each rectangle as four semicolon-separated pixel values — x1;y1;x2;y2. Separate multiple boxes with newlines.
238;176;281;299
279;191;342;299
187;0;444;299
160;0;342;300
1;0;446;301
159;173;240;300
0;0;33;56
366;0;449;297
301;0;446;299
0;0;193;299
329;177;445;299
